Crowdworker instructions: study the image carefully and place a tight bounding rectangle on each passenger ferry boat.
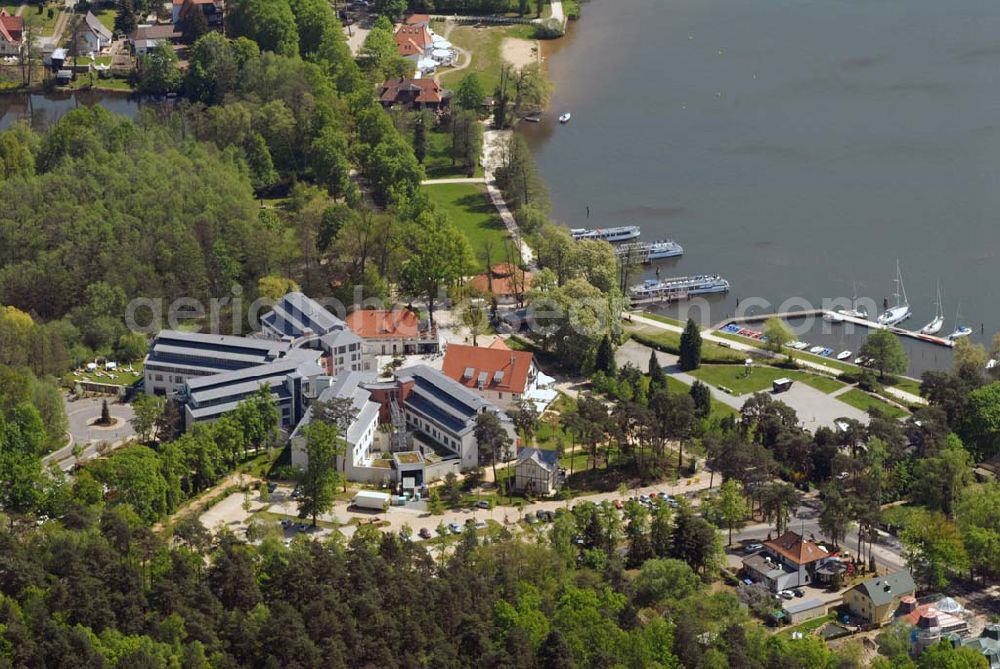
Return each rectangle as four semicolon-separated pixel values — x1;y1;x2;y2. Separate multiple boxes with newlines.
629;275;730;304
570;225;641;243
615;239;684;263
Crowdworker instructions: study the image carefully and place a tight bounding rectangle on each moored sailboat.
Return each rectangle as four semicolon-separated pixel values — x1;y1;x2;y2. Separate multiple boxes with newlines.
877;260;912;326
920;281;944;335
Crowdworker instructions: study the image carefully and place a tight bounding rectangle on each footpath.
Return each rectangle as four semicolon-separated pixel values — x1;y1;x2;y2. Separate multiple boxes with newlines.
482;127;537;268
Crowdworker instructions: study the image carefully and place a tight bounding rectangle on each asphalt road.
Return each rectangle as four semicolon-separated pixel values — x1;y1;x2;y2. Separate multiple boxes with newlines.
45;396;135;471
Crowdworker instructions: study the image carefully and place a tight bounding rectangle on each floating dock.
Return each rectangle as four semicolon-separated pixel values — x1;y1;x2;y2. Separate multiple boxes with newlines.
715;310;955;348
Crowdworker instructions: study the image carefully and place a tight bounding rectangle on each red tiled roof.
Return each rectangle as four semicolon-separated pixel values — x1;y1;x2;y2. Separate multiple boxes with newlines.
346;310;424;340
469;263;533;297
764;531;826;566
0;11;23;45
396;37;423;57
488;338;511;350
379;78;444;104
442;343;534;394
394;24;432;48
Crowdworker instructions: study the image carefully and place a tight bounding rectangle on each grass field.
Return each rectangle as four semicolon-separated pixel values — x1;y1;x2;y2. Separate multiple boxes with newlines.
887;376;922;396
422;130;483;180
91;6;115;31
439;23;536;94
626;326;743;364
689;364;845;397
637;312;685;328
423;182;509;264
65;362;143;387
837;389;908;419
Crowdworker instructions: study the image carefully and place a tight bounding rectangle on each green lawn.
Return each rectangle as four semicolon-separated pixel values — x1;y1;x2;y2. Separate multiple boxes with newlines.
887;376;922;396
837;389;908;419
65;361;143;387
626;326;743;364
663;375;738;420
775;613;836;640
422;130;484;180
636;312;685;328
423;182;509;264
439;23;536;94
22;5;60;35
689;364;844;397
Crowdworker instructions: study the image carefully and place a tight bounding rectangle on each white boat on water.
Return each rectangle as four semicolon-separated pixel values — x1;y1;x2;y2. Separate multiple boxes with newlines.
920;281;944;335
878;260;912;326
808;345;825;354
559;113;571;123
854;356;868;365
615;239;684;262
840;283;869;319
836;350;852;361
629;275;730;303
571;225;641;243
947;303;972;340
823;311;845;323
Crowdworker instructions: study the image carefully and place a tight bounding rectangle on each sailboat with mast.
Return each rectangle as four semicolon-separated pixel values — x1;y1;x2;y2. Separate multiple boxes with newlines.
948;303;972;340
877;260;912;327
841;282;868;319
920;281;944;335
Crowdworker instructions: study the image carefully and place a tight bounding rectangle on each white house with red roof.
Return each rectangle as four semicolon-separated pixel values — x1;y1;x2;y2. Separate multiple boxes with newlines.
442;339;555;411
0;10;23;57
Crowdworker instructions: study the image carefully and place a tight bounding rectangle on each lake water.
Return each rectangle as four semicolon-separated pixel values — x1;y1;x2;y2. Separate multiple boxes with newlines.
522;0;1000;375
0;91;143;130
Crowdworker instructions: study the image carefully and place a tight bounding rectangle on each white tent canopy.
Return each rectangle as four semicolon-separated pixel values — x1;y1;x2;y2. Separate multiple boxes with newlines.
432;39;452;49
432;48;452;59
417;57;437;70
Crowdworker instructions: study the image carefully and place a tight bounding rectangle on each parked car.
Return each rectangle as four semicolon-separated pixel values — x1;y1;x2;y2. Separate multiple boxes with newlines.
448;522;462;534
535;509;547;520
266;482;277;494
418;527;432;539
475;500;491;509
792;588;805;598
742;578;754;586
540;511;554;522
475;520;487;530
778;590;794;600
744;543;764;554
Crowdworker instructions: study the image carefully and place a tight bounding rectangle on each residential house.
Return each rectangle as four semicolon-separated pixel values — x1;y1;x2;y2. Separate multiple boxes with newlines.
345;308;440;357
78;12;112;54
261;292;373;374
143;330;292;397
0;10;23;57
130;24;181;56
182;350;325;430
741;531;828;592
844;570;916;625
513;447;561;495
171;0;223;26
469;263;533;304
441;340;540;410
394;24;432;61
379;78;449;109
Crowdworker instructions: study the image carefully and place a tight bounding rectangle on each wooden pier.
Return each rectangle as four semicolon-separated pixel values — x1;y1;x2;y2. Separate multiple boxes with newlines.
711;310;954;348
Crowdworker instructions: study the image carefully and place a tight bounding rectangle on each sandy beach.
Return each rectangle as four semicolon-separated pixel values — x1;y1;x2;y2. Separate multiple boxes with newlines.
501;37;540;68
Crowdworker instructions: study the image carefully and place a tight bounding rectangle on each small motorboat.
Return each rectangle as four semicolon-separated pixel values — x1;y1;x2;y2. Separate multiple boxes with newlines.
854;356;868;365
523;114;541;123
836;350;852;361
559;112;572;123
819;348;833;357
823;311;845;323
808;346;825;354
794;341;809;350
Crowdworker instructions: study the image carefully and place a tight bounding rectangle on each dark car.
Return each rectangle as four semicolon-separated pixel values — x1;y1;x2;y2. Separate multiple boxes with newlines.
792;588;805;598
267;482;278;494
418;527;432;539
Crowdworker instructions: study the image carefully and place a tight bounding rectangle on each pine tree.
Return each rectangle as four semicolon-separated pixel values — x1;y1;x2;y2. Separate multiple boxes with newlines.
648;348;666;390
594;334;615;375
678;318;702;371
690;380;711;418
100;399;111;425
